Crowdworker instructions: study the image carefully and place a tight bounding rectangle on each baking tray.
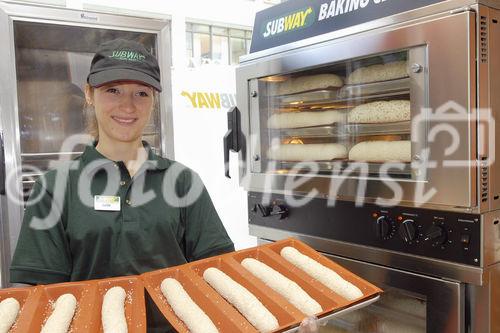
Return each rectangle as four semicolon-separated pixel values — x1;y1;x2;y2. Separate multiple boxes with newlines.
141;238;382;333
25;281;97;332
338;78;410;99
0;286;41;332
141;266;256;332
275;120;410;138
92;276;147;333
276;161;412;176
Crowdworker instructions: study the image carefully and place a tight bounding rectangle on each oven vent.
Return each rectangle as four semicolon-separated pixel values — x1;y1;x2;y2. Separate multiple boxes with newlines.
480;16;488;63
481;157;489;202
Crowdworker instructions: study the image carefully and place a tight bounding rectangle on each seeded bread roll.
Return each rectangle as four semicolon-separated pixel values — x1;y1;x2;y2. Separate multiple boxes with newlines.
160;278;218;333
346;61;408;85
40;294;77;333
280;247;363;301
349;140;411;162
277;74;343;95
102;287;128;333
0;298;20;333
267;143;347;161
268;110;345;129
348;100;410;123
241;258;322;316
203;267;279;333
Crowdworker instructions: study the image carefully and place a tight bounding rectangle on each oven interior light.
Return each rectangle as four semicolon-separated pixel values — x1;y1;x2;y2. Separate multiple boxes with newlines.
261;75;288;82
287;138;304;144
372;213;378;218
397;216;403;221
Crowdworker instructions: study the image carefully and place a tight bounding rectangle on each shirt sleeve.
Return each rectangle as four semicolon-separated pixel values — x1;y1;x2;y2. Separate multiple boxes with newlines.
180;170;235;261
10;179;72;285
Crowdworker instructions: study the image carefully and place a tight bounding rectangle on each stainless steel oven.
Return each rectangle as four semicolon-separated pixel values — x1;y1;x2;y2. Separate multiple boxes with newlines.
233;2;500;213
226;1;500;332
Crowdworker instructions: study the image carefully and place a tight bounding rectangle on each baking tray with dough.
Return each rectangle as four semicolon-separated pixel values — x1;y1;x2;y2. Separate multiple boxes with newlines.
140;238;382;333
25;281;97;333
0;286;41;333
95;276;146;333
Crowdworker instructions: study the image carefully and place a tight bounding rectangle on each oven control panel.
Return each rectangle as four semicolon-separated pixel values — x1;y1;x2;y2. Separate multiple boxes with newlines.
248;193;481;267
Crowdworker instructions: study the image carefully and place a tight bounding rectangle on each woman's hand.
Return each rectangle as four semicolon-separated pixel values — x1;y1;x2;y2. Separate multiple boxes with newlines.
298;316;320;333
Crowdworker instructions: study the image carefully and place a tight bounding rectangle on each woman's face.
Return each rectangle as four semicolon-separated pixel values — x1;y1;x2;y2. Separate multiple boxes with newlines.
85;82;154;144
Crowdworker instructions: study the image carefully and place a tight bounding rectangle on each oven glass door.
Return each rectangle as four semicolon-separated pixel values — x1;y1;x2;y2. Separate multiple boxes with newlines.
238;11;476;208
13;21;162;199
250;48;424;180
322;254;463;333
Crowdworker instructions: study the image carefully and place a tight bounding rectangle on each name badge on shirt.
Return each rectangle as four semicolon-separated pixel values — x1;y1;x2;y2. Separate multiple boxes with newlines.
94;195;121;211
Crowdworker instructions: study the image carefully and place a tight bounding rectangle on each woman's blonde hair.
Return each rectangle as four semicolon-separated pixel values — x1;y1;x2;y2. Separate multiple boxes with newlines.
83;85;159;141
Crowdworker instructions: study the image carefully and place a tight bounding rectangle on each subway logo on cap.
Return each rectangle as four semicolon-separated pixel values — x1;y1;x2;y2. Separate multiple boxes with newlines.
110;50;146;62
262;7;314;38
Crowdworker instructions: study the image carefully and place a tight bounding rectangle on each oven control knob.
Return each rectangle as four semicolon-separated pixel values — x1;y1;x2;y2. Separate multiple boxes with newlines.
270;204;288;219
399;219;417;243
424;225;447;246
375;216;393;240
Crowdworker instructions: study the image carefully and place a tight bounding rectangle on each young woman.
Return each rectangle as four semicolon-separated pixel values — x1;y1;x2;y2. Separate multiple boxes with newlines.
10;39;234;285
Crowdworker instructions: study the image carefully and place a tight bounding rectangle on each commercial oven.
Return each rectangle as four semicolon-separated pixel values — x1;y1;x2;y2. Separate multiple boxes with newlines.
227;0;500;331
0;1;173;288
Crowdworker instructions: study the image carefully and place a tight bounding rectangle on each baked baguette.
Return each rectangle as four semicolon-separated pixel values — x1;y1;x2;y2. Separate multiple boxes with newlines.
267;143;347;161
268;110;345;129
349;140;411;162
277;74;343;95
348;100;410;123
346;61;408;85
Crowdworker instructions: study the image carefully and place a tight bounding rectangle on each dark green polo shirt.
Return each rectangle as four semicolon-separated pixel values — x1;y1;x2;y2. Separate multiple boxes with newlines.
10;143;234;284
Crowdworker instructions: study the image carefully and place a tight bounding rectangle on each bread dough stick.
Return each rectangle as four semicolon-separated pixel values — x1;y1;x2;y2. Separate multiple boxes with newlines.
203;267;279;333
0;298;20;333
346;61;408;85
160;278;218;333
102;286;128;333
277;74;343;95
349;140;411;162
348;100;410;123
280;247;363;301
267;143;347;161
40;293;77;333
268;110;345;129
241;258;322;316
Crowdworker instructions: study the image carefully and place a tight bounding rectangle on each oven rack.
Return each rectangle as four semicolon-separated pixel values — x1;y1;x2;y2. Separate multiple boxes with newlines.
275;161;412;176
276;78;410;107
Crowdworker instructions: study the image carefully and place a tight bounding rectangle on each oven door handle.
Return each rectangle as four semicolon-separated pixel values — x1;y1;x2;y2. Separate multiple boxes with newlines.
223;107;241;178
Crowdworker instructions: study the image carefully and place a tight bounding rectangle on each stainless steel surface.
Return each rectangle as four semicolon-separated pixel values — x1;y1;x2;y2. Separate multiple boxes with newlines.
0;1;172;287
281;295;381;333
486;6;500;211
482;210;500;267
259;237;464;333
240;0;500;64
468;262;500;332
238;11;476;210
324;253;464;333
249;224;484;285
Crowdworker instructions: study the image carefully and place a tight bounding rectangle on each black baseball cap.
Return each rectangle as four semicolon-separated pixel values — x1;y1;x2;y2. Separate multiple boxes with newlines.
87;38;162;92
